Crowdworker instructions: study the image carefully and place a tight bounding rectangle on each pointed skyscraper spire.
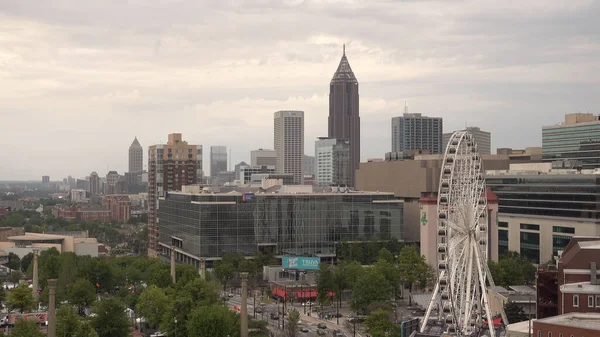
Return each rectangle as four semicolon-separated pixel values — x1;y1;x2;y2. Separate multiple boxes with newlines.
343;43;345;56
331;44;357;84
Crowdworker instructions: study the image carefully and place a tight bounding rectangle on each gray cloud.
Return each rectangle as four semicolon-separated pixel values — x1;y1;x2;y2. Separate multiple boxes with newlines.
1;0;599;180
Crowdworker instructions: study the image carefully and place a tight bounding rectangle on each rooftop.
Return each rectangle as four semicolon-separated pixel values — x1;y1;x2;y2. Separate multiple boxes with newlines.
535;312;600;330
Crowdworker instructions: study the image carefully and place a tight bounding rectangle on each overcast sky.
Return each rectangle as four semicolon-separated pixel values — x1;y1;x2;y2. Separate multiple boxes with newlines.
1;0;599;180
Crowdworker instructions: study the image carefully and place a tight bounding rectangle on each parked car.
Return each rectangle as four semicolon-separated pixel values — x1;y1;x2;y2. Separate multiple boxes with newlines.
317;323;327;329
300;326;309;332
317;329;327;336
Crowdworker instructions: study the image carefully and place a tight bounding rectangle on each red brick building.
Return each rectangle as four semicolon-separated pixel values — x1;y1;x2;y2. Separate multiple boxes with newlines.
537;237;600;318
104;195;132;223
533;312;600;337
52;205;111;223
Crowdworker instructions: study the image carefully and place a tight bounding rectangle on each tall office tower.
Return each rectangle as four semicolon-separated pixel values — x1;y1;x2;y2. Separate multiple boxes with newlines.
315;138;350;187
89;172;100;197
128;137;143;173
147;133;203;256
210;146;228;177
105;171;120;195
274;110;304;185
303;155;315;176
391;113;443;154
543;113;600;169
251;149;277;167
329;45;360;187
443;126;491;155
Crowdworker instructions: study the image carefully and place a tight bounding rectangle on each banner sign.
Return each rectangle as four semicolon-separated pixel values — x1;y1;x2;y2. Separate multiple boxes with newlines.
282;256;320;270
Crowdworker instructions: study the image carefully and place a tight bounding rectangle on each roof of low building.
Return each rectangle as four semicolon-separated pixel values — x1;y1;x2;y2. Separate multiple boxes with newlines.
535;312;600;330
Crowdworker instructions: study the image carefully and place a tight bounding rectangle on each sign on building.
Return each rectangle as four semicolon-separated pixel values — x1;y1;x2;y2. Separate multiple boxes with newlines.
282;256;320;270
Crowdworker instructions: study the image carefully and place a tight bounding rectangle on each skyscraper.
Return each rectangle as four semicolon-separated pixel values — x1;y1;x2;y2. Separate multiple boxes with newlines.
251;149;277;167
315;138;350;187
210;146;228;177
89;172;100;197
443;127;491;155
274;110;304;185
147;133;203;256
329;45;360;187
129;137;143;173
391;113;443;154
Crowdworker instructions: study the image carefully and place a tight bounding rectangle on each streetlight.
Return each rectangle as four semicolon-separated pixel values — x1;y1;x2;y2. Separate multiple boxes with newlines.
174;318;177;337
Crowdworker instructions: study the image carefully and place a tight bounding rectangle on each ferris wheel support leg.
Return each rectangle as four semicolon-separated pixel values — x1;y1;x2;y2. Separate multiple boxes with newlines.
473;242;496;337
420;271;442;333
462;240;474;334
481;250;509;326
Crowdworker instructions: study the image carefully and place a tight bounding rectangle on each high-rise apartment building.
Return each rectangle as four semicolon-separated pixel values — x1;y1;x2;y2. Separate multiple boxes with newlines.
274;110;304;185
315;138;350;187
329;45;360;187
542;113;600;169
129;137;143;173
391;113;443;154
443;126;491;155
210;146;228;177
147;133;203;256
251;149;277;167
89;172;100;197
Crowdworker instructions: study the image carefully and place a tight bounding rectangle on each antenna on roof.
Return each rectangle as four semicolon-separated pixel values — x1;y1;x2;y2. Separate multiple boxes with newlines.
343;44;345;56
404;101;408;114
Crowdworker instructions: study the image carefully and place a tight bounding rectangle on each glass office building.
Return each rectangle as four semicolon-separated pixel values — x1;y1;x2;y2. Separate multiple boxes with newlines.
542;113;600;169
157;190;403;262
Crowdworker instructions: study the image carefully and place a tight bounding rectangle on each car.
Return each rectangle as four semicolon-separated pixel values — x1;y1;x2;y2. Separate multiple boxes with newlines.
228;293;234;297
300;326;309;332
316;329;327;336
333;329;346;337
317;323;327;329
270;313;280;320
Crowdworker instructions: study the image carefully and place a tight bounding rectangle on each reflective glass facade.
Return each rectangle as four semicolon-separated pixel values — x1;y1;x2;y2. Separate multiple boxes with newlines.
486;175;600;220
542;122;600;168
158;192;403;260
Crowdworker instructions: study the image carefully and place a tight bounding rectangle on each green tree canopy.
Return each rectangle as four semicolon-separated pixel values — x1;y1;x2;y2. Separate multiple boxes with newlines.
489;251;536;287
351;269;391;313
285;309;300;337
364;309;399;337
7;270;22;286
213;260;235;293
91;298;131;337
6;252;20;271
504;301;528;324
136;285;171;328
56;305;81;337
397;245;430;304
69;279;97;314
20;253;33;273
7;284;35;313
187;305;239;337
9;318;44;337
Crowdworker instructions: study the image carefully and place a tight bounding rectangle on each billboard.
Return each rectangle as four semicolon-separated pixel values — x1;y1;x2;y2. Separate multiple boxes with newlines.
282;256;320;270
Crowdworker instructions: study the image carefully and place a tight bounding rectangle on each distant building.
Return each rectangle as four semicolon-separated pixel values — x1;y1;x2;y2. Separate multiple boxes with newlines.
234;161;248;182
303;155;315;176
315;138;350;187
217;171;236;184
1;232;99;258
251;149;276;167
89;172;100;197
147;133;203;256
543;113;600;169
391;112;443;155
210;146;228;178
239;165;275;184
329;45;360;187
104;195;132;223
52;205;111;223
70;189;87;203
77;179;89;191
42;176;50;190
443;126;491;155
274;110;304;185
129;137;143;173
105;171;120;195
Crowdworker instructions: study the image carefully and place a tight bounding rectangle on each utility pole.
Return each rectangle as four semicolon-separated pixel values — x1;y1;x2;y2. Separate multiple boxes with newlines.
240;273;249;337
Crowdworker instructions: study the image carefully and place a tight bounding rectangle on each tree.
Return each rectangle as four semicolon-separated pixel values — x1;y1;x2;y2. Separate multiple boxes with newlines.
504;301;528;324
187;305;239;337
374;258;400;299
213;260;235;294
333;260;363;308
6;284;35;313
285;309;300;337
20;253;33;273
364;309;399;337
397;245;429;305
69;279;97;314
351;270;391;313
7;270;22;286
316;264;335;305
77;321;99;337
7;252;20;271
489;252;536;287
91;298;131;337
136;285;171;328
9;318;44;337
56;305;81;337
377;248;395;264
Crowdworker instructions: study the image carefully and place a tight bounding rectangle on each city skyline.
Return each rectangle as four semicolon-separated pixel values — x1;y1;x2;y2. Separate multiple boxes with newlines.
2;1;600;180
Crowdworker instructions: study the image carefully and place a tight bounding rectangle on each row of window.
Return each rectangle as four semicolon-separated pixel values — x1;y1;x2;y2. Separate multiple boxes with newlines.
572;294;600;308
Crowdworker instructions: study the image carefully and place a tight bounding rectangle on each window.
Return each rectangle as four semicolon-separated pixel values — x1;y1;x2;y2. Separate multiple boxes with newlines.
596;295;600;307
559;334;563;337
537;331;541;337
573;295;579;307
589;296;594;307
548;333;552;337
553;226;575;234
521;223;540;231
498;221;508;228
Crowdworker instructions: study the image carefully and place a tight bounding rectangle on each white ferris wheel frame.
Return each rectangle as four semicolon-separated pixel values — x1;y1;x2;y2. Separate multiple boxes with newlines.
419;131;508;337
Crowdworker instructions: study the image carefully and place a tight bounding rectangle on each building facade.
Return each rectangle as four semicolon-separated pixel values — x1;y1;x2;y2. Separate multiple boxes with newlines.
70;189;87;203
329;46;360;187
315;138;351;187
486;163;600;264
52;205;111;222
129;137;143;173
303;155;315;176
251;149;277;167
542;113;600;169
274;110;304;185
239;165;276;184
210;146;228;177
89;172;100;197
234;161;248;182
105;171;120;195
147;133;203;256
443;126;491;155
533;313;600;337
391;113;443;155
157;188;403;264
104;195;132;223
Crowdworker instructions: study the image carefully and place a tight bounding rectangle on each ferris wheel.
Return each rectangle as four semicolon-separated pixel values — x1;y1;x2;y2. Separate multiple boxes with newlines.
420;131;507;337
